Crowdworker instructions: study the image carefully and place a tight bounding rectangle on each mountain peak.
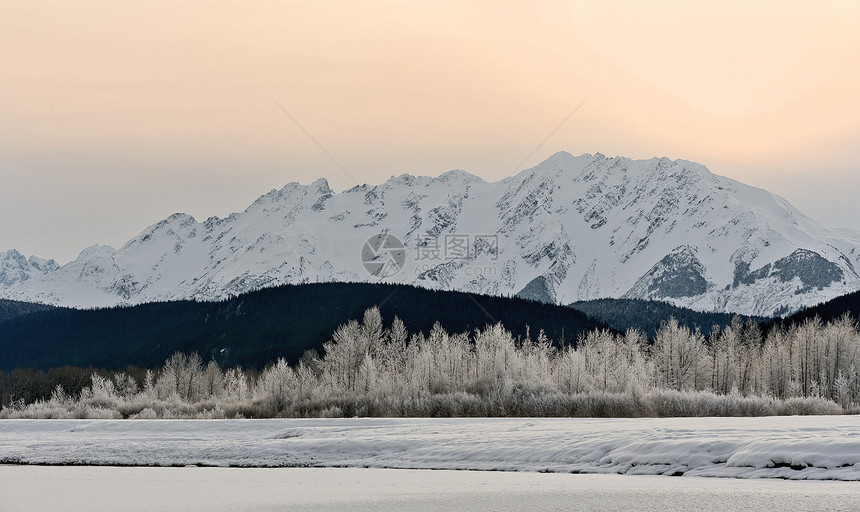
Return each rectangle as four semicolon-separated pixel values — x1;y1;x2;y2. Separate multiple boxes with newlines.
433;169;484;184
2;248;26;262
0;249;60;288
77;244;115;260
384;173;420;187
311;177;332;194
166;212;197;224
27;255;59;273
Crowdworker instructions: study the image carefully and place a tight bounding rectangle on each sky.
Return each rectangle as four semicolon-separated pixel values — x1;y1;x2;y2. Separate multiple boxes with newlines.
3;1;860;264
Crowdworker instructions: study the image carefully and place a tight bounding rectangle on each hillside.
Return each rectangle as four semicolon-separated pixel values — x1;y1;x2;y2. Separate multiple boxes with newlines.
569;298;764;337
776;289;860;327
0;282;609;371
0;299;56;323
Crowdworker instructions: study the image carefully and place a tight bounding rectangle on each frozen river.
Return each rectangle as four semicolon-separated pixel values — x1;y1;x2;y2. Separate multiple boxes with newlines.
3;416;860;510
2;466;859;511
2;416;860;479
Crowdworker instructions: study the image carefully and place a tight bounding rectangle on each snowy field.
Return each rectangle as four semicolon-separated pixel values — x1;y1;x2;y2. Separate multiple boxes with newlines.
2;466;860;512
2;416;860;480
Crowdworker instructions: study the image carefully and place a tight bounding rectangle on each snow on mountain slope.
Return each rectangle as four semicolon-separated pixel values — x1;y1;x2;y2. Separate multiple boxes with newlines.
3;152;859;316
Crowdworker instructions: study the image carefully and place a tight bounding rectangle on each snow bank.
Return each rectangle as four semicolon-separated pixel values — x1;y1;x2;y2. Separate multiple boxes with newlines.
1;416;859;480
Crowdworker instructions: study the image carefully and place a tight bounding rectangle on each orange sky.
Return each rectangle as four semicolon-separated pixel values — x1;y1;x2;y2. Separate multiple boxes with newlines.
3;1;860;263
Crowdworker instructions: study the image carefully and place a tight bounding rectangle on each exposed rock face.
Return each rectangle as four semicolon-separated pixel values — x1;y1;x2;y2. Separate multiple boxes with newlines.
516;276;556;304
735;249;845;293
624;246;708;300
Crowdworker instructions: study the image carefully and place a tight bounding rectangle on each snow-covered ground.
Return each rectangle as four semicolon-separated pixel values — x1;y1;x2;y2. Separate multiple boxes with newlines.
3;467;859;512
2;416;859;480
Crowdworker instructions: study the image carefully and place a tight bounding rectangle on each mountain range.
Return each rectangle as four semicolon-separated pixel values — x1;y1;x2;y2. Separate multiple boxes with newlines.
3;151;859;317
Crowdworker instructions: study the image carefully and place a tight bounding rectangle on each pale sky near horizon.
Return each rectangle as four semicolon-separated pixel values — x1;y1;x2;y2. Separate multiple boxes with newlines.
3;1;860;264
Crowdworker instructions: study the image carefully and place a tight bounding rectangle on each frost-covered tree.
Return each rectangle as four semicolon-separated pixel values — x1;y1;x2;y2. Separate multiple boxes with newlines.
709;321;739;394
653;318;706;391
256;358;297;400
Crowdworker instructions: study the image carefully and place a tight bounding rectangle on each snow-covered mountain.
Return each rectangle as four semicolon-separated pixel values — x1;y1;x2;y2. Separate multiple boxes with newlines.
3;152;859;316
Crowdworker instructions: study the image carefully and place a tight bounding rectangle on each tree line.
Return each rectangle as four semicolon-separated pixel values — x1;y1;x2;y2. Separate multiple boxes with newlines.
3;308;858;418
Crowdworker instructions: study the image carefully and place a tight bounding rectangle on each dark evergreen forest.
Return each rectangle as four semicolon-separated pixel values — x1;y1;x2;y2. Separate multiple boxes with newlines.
0;282;610;372
569;298;764;337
